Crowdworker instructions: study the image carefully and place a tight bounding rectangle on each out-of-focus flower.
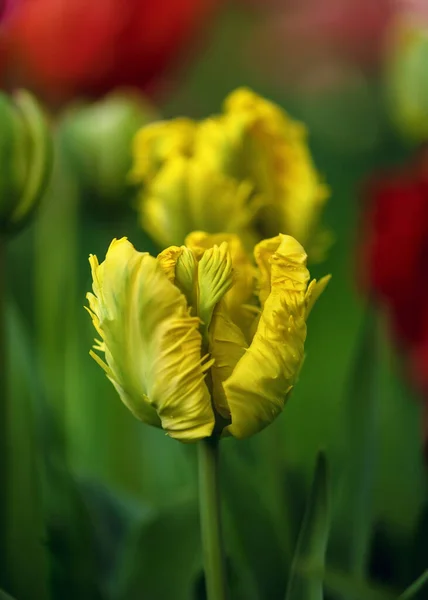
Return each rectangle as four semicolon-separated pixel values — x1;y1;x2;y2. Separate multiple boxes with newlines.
242;0;394;92
86;233;329;442
60;91;157;207
131;88;330;260
1;0;219;106
362;151;428;347
0;89;52;233
361;149;428;448
385;21;428;142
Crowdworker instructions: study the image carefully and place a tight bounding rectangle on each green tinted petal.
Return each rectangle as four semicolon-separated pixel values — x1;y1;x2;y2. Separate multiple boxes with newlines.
87;238;215;442
175;248;199;311
198;242;233;332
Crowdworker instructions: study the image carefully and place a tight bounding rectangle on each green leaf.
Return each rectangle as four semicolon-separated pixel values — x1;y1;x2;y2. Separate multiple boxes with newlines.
339;306;380;579
300;561;428;600
285;452;330;600
0;589;18;600
113;497;202;600
5;303;104;600
222;444;285;599
400;570;428;599
0;302;51;600
305;566;398;600
46;473;106;600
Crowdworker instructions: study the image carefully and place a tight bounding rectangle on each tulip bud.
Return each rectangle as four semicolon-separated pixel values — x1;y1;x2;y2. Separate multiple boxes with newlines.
386;21;428;142
0;90;53;234
60;92;156;208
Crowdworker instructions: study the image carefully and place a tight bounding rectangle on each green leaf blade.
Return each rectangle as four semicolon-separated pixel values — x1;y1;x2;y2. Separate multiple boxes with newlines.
285;451;330;600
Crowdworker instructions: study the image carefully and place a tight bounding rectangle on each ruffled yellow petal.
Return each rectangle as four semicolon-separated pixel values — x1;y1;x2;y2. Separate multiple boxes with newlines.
208;303;247;420
254;234;310;307
254;236;281;307
224;88;330;255
87;238;215;442
157;245;183;281
223;234;324;439
130;118;196;182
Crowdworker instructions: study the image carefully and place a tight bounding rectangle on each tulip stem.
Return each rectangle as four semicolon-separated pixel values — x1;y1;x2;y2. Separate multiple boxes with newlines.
198;437;228;600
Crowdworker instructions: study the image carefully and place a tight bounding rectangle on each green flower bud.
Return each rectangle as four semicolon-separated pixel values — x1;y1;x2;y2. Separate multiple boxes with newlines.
0;90;53;234
60;92;156;208
386;22;428;142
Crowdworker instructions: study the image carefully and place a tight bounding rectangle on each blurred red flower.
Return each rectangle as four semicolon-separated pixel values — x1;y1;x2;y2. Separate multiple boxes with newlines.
362;149;428;448
363;153;428;347
0;0;218;105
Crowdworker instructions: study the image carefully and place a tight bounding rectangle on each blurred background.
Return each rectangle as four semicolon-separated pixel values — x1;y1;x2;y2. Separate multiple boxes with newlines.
1;1;428;599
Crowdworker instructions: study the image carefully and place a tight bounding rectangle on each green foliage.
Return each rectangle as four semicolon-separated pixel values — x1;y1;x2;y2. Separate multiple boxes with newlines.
113;498;201;600
1;303;50;599
285;453;330;600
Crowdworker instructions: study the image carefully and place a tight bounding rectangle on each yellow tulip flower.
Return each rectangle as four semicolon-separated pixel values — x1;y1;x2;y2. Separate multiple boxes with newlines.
86;233;329;442
130;88;330;260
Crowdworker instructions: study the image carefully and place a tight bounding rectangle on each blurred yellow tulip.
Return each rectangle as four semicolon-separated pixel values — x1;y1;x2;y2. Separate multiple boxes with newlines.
130;88;330;260
86;232;329;442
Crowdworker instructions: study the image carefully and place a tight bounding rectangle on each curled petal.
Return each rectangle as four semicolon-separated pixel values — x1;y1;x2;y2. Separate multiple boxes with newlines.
87;238;215;442
254;234;310;306
223;234;327;439
157;245;183;281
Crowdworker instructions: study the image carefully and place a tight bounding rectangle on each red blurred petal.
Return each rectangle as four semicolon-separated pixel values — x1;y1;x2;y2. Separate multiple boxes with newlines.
2;0;219;104
363;152;428;346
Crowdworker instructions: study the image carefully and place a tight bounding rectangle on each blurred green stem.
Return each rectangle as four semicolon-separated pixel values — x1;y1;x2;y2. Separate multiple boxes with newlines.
198;437;228;600
34;157;78;454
